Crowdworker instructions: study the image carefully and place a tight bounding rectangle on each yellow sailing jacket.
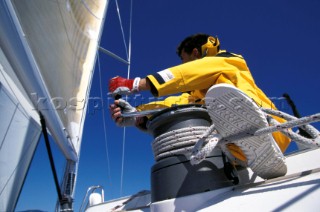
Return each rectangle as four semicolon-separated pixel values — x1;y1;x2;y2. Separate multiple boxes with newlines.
146;51;275;107
139;51;290;154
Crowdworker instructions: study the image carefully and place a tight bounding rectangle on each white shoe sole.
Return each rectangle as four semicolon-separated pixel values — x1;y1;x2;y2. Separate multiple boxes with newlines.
205;84;287;179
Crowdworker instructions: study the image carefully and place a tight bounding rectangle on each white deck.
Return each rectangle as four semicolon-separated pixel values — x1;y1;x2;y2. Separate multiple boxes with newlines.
85;147;320;212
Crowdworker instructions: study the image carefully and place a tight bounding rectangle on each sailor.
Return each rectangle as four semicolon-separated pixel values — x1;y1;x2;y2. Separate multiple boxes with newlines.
109;33;290;179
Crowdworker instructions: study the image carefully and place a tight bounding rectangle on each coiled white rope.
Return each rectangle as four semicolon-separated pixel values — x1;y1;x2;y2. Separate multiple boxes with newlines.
151;108;320;165
153;126;209;152
152;126;213;161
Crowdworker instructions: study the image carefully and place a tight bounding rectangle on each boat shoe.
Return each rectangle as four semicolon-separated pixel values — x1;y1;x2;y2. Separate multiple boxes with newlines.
205;83;287;179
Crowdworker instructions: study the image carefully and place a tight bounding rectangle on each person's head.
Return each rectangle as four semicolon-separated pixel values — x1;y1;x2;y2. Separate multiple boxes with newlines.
177;33;220;63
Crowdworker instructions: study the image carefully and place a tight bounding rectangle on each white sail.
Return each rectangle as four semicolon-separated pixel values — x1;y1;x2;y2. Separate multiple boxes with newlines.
0;65;41;212
0;0;108;210
6;0;107;159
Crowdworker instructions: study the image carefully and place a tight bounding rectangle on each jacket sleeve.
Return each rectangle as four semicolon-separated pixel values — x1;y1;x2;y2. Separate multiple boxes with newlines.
146;55;247;97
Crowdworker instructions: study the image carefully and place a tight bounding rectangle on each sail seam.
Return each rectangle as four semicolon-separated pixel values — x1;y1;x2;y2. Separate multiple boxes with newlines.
0;67;31;119
0;104;40;198
0;102;18;151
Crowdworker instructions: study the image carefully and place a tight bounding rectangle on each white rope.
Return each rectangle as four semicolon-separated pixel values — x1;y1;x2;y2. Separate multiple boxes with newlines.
256;112;320;137
260;109;320;147
151;108;320;165
153;126;209;148
261;108;320;139
190;134;221;165
267;116;320;147
152;126;213;161
190;124;219;165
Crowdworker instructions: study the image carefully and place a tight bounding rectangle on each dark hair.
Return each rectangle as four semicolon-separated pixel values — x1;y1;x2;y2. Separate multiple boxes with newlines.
176;33;210;58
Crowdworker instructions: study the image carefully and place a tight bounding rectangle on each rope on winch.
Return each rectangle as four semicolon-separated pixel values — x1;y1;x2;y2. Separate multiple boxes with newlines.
151;108;320;165
152;126;212;161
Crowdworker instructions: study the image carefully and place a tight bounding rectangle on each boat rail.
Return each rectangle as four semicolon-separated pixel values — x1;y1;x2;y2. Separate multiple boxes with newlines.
80;185;105;212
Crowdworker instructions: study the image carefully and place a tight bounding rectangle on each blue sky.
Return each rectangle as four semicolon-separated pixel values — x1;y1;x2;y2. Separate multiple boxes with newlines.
16;0;320;211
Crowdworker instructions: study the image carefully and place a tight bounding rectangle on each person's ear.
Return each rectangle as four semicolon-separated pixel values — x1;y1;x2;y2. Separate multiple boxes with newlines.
192;48;200;58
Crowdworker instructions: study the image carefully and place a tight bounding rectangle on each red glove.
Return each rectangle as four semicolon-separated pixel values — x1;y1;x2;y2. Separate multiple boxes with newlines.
109;76;133;92
109;76;140;95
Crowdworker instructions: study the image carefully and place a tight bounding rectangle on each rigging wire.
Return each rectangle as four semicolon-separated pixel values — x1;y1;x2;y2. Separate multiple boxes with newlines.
127;0;133;79
115;0;129;60
114;0;133;196
120;127;126;196
97;53;113;189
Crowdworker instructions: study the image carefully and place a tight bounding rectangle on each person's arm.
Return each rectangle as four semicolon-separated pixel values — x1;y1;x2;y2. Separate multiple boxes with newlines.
138;78;151;91
109;55;246;97
109;76;151;94
145;58;225;97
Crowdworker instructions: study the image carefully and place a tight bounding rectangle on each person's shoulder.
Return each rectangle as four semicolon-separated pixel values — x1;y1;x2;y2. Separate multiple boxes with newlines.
215;50;243;59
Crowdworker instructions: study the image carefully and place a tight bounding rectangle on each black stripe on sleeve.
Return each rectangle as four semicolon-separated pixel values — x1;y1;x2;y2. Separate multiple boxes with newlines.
146;77;159;97
152;73;166;85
